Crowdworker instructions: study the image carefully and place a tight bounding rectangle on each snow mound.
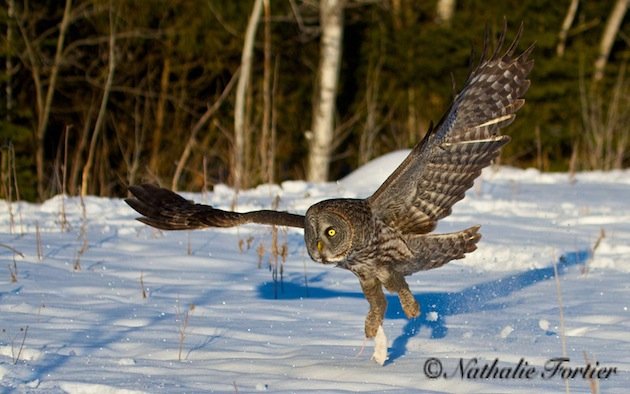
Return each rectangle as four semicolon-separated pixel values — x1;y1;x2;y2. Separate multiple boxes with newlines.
339;150;409;194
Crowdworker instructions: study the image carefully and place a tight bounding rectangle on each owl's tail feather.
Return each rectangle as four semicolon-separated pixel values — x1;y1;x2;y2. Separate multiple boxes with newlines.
403;225;481;274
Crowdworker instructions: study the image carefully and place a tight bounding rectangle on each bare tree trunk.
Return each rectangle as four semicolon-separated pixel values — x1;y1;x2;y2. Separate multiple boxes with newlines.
270;56;280;185
112;94;143;191
260;0;273;184
359;52;383;165
593;0;629;82
391;0;402;30
127;95;146;188
97;132;110;195
5;0;15;123
32;0;72;199
68;95;95;195
436;0;456;26
81;5;116;196
149;41;172;176
556;0;579;57
234;0;263;191
15;23;43;193
171;69;239;191
307;0;344;182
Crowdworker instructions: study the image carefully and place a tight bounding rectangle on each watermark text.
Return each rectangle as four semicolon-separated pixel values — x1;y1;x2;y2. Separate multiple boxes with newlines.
423;357;618;381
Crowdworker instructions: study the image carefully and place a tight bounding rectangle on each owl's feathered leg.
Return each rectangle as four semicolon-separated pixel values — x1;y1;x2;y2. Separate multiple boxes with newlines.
382;271;420;319
359;278;387;338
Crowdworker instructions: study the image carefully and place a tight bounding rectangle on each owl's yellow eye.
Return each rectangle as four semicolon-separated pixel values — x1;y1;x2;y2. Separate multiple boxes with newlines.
327;228;336;237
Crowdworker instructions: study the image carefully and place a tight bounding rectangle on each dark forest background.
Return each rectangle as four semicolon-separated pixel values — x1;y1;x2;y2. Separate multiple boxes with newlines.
1;0;628;202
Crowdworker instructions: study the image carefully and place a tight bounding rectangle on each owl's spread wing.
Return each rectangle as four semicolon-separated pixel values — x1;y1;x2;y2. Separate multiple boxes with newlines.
368;25;534;235
126;184;305;230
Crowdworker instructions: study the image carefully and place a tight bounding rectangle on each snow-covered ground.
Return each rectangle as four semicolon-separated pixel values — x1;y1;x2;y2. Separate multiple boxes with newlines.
1;151;629;393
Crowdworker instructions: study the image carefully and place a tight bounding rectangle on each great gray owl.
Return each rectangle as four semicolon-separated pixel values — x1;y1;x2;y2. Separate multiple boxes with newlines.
126;25;533;363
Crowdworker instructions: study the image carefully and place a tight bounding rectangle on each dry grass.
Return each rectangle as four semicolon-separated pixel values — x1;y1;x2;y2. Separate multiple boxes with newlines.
8;260;18;283
73;194;89;271
579;62;629;170
1;143;24;234
583;352;600;394
552;254;570;394
177;301;195;361
1;243;23;282
140;271;148;299
582;228;606;275
256;242;265;268
2;326;29;365
238;236;254;253
36;221;43;262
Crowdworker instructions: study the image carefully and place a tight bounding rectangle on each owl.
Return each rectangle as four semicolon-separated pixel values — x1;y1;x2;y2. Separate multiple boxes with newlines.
126;26;533;364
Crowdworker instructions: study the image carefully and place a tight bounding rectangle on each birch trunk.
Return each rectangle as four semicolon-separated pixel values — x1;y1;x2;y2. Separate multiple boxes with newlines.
593;0;629;82
307;0;344;182
436;0;456;26
233;0;263;191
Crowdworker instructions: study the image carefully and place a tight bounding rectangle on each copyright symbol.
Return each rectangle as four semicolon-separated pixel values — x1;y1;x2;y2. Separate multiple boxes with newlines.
423;357;443;379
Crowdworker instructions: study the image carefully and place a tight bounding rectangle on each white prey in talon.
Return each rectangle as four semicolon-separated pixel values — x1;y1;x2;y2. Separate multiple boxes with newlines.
371;325;388;365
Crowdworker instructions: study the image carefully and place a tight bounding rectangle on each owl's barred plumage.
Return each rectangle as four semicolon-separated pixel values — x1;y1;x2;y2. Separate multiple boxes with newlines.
369;25;533;235
126;25;533;363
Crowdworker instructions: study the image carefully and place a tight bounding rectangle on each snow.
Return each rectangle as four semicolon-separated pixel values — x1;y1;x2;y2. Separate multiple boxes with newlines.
1;153;630;392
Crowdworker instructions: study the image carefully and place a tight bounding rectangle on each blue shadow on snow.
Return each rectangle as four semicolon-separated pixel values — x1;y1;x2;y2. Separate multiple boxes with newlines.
257;249;591;364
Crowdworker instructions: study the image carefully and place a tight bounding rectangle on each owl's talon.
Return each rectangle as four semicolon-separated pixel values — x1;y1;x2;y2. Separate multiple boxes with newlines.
399;289;420;319
403;301;420;319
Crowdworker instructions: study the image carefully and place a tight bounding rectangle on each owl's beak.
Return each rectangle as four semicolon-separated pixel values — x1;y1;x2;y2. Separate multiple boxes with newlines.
311;239;336;265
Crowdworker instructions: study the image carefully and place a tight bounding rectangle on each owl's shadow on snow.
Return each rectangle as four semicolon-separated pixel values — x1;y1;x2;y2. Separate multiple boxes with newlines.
257;250;590;364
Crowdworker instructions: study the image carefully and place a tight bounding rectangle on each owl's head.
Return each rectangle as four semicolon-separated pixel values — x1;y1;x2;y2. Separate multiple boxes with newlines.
304;199;364;265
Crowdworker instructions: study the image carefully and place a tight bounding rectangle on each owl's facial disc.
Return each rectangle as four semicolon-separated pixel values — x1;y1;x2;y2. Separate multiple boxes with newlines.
305;206;352;265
